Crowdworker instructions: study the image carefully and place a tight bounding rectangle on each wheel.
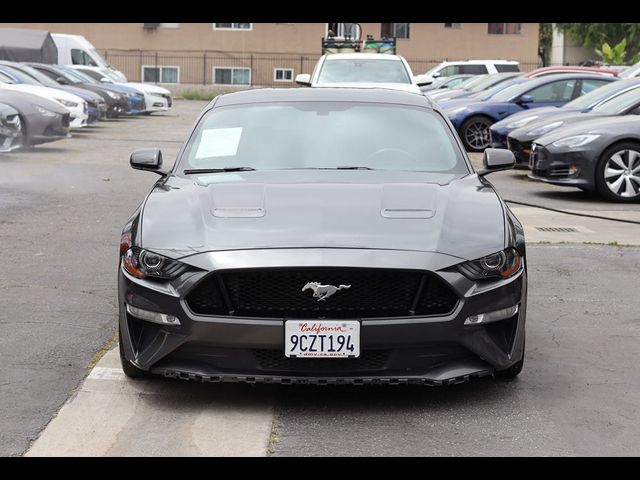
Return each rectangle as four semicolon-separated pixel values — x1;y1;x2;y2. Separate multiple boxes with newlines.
119;328;153;379
594;142;640;202
495;339;525;380
460;116;493;152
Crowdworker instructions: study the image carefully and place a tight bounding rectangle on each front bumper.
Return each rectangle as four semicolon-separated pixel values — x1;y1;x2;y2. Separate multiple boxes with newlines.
529;144;597;189
144;93;171;112
118;249;527;385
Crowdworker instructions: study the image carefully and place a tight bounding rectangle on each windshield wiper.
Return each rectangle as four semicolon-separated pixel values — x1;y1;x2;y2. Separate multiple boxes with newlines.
183;167;256;174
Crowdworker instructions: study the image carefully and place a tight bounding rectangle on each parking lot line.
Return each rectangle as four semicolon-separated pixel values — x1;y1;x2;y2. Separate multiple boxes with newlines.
25;347;276;457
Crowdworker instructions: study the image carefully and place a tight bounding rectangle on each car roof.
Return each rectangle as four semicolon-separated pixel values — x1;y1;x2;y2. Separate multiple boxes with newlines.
212;87;435;109
322;53;404;61
525;66;619;77
438;59;519;65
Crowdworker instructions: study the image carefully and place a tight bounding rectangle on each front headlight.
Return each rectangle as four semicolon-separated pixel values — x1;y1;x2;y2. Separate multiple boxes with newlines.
106;91;121;100
551;134;600;148
457;248;522;280
122;246;188;280
526;121;564;137
33;105;58;117
505;115;540;129
55;98;78;108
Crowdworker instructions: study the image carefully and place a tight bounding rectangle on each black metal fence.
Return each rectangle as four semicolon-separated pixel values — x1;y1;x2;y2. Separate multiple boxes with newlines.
102;50;542;87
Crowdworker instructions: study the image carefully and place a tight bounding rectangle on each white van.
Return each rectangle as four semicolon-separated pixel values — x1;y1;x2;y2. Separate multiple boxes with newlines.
51;34;128;82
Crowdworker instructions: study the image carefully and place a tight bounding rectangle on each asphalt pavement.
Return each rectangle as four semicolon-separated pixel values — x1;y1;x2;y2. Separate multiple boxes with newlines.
2;100;640;457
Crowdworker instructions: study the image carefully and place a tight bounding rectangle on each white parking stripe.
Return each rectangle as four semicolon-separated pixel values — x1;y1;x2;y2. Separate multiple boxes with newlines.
25;347;276;457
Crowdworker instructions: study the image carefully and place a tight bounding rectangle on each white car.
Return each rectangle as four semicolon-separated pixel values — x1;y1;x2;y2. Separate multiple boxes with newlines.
420;60;520;85
68;66;172;113
0;75;88;129
295;53;427;94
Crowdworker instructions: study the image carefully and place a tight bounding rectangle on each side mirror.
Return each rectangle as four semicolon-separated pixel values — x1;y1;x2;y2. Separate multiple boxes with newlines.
56;76;70;85
414;74;432;87
130;148;168;176
432;72;441;78
517;94;534;105
477;148;515;176
295;73;311;86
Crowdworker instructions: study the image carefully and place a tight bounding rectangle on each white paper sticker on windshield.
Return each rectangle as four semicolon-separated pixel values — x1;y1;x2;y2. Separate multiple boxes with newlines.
195;128;242;159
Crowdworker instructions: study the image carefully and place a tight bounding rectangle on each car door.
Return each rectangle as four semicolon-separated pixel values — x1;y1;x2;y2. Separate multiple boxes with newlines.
518;79;578;110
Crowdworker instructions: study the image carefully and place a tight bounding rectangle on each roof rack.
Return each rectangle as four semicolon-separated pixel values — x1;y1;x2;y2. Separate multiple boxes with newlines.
321;35;396;55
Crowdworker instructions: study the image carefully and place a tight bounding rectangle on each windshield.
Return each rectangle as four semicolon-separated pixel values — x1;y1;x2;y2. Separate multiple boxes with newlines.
563;80;627;109
0;66;41;86
59;67;99;84
178;102;467;174
490;80;537;101
88;49;110;68
470;79;525;100
13;65;61;88
317;59;411;84
592;85;640;114
0;71;14;84
620;61;640;79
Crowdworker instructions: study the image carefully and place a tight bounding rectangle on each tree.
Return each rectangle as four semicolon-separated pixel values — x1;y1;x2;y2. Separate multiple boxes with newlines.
538;23;553;66
556;23;640;61
595;39;628;65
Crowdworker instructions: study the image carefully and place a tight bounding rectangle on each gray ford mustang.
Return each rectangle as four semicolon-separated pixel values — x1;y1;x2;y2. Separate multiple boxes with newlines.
118;87;527;385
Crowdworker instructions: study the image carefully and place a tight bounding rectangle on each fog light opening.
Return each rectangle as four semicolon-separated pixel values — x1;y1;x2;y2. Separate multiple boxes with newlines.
465;304;519;326
568;164;579;176
126;304;181;326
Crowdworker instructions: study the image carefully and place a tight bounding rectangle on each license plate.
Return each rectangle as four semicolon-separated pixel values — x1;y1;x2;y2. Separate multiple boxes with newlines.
284;320;360;358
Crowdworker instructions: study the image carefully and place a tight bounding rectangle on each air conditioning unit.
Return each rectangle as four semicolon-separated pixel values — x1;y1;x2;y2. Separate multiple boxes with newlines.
143;23;160;30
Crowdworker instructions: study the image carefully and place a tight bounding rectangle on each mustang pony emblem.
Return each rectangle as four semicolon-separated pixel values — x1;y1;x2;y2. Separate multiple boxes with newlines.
302;282;351;301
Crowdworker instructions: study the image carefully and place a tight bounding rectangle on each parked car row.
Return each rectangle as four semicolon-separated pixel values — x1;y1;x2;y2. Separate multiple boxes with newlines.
0;60;173;153
422;64;640;202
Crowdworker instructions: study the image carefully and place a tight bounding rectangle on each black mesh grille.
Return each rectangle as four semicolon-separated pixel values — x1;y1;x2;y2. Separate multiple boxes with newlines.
185;268;458;319
254;349;390;372
185;277;227;315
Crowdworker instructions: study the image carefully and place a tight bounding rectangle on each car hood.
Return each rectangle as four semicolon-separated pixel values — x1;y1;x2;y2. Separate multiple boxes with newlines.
492;106;566;128
140;171;506;262
510;112;608;141
0;84;84;105
534;115;640;146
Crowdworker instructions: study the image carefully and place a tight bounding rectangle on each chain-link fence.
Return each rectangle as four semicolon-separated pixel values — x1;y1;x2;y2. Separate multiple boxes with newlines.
103;50;542;88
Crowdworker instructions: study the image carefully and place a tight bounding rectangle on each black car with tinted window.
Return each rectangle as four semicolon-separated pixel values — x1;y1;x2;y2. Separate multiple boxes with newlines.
118;87;527;385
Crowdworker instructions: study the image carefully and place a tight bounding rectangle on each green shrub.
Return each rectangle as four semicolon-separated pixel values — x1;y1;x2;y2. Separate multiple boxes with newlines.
181;88;232;101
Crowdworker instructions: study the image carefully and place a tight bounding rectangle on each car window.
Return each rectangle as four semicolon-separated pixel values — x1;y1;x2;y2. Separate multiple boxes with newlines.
580;79;610;95
77;69;103;82
446;77;467;88
495;64;520;73
180;102;467;174
71;49;98;67
460;65;488;75
0;71;15;84
316;59;411;84
437;65;459;77
526;80;577;103
592;85;640;114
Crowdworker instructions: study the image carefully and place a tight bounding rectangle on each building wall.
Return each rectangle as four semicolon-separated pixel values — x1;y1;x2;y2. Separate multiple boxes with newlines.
0;23;540;85
550;25;594;66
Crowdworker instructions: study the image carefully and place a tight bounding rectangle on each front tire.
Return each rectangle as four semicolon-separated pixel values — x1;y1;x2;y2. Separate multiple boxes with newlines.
594;142;640;202
119;329;153;379
460;116;493;152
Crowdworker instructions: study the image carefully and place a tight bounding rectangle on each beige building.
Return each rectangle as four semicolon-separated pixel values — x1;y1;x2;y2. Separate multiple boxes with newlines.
0;23;540;86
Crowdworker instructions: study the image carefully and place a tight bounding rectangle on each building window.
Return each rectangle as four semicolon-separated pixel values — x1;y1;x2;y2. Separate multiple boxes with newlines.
141;66;180;84
213;23;252;31
274;68;294;82
213;67;251;85
488;23;522;35
326;23;361;38
381;23;410;39
444;23;462;29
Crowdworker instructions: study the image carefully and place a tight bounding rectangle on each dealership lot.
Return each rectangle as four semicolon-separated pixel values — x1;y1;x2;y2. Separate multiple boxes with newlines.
2;99;640;457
